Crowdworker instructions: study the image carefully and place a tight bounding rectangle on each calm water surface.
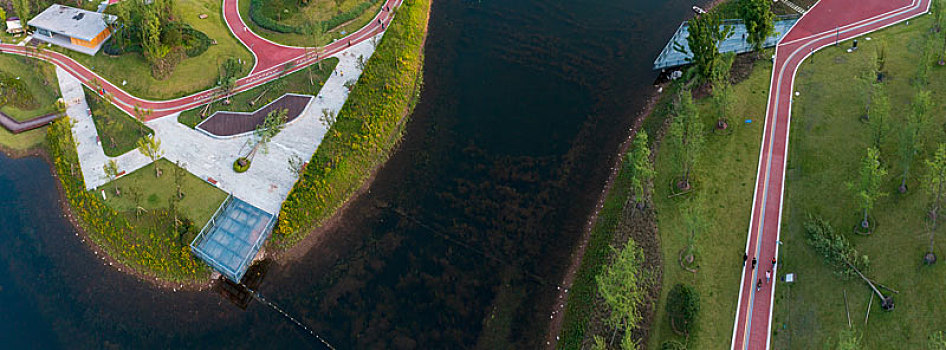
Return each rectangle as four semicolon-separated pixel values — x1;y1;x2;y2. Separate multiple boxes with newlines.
1;0;703;347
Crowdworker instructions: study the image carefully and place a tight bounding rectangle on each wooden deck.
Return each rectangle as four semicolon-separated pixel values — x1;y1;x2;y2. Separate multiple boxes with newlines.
0;111;60;133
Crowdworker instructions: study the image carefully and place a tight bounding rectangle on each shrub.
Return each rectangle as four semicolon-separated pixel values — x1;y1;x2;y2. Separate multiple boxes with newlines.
666;283;700;335
272;0;430;248
46;118;207;283
660;340;687;350
234;157;251;173
249;0;381;35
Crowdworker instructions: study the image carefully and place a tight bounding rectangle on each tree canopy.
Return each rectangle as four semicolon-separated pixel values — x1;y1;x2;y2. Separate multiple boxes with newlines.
675;12;734;83
739;0;775;52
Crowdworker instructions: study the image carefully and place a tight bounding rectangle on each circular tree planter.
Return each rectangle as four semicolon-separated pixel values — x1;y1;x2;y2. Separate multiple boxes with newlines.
233;157;251;173
678;248;699;273
852;215;876;236
924;252;937;265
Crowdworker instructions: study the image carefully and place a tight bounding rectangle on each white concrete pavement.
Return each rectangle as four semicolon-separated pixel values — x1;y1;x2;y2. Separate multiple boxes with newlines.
64;34;381;214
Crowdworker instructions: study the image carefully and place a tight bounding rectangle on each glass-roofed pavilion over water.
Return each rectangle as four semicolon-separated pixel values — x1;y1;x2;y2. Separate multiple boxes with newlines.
191;195;276;282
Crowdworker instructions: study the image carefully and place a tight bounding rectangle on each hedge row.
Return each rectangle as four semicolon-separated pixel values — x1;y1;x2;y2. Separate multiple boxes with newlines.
272;0;429;248
249;0;381;35
46;118;208;283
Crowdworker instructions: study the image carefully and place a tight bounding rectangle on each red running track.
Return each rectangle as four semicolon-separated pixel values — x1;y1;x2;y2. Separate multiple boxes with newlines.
730;0;930;349
0;0;402;119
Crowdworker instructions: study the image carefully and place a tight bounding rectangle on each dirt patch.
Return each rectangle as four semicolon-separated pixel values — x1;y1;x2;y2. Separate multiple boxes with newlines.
197;94;313;137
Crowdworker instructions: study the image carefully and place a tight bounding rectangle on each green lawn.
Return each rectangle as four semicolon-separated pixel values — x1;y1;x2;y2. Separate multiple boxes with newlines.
86;88;153;157
100;159;227;231
239;0;382;46
647;60;771;349
0;127;46;151
772;15;946;349
178;57;338;128
58;0;253;100
0;55;60;122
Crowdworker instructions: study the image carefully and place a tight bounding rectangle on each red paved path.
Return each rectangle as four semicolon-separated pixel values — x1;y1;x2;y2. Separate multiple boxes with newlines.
730;0;930;349
0;0;402;119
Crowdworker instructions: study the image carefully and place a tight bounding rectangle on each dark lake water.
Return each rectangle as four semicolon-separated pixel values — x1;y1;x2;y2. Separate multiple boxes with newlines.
1;0;703;347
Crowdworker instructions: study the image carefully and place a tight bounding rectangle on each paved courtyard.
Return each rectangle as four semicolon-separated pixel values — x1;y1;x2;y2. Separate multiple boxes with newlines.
66;33;382;214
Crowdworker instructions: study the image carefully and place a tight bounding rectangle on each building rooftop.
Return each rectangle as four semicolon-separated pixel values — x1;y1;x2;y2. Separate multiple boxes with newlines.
27;5;113;41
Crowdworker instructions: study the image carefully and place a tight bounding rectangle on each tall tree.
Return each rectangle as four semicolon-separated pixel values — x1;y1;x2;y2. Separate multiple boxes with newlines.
218;57;242;103
140;4;166;63
248;108;288;159
626;130;655;207
848;147;886;231
899;90;932;193
137;134;163;177
869;83;890;149
675;12;734;83
923;144;946;264
11;0;29;25
103;159;119;182
595;240;644;347
669;91;704;190
739;0;775;53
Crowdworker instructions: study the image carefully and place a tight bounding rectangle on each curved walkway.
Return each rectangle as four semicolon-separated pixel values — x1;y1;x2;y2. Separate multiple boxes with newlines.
730;0;931;349
0;0;402;119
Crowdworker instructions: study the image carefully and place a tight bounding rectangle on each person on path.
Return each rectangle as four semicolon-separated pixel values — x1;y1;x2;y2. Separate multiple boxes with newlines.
772;257;777;268
751;257;757;270
756;278;762;292
765;270;771;283
743;252;748;265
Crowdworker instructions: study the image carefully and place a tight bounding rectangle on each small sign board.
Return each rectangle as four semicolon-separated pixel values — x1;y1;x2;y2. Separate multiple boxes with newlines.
784;273;796;283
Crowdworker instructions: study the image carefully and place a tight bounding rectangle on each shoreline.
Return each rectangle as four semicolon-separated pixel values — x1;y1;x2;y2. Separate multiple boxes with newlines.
542;82;667;349
544;0;731;346
3;0;433;293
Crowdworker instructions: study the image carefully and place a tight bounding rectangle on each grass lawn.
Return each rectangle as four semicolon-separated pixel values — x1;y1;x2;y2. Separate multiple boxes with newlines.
57;0;253;100
0;55;60;122
178;57;338;128
646;59;772;349
0;127;46;151
772;15;946;349
85;88;153;157
239;0;381;47
100;159;228;232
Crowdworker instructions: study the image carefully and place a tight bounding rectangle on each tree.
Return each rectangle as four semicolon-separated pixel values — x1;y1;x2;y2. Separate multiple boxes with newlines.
923;144;946;264
675;12;734;83
288;154;305;176
596;240;644;347
103;159;120;184
934;0;946;32
319;108;337;129
140;4;167;63
249;108;288;159
740;0;775;53
899;90;932;193
218;57;243;103
137;134;163;177
173;160;186;200
869;83;890;149
11;0;29;26
848;147;886;231
627;130;655;207
669;91;704;190
837;329;862;350
666;284;700;335
930;331;946;350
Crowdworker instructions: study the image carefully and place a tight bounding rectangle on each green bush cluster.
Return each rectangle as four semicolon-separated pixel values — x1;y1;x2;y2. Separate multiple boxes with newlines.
803;215;870;278
46;118;208;283
249;0;380;34
103;23;210;58
666;283;700;335
272;0;429;248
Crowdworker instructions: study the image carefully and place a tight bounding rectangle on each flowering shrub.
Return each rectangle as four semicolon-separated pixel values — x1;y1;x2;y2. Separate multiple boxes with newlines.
272;0;430;248
46;118;209;283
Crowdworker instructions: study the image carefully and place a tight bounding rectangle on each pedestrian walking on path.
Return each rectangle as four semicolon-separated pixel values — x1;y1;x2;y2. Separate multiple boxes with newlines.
765;270;771;283
743;252;748;265
756;279;762;292
751;257;757;270
772;257;777;268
